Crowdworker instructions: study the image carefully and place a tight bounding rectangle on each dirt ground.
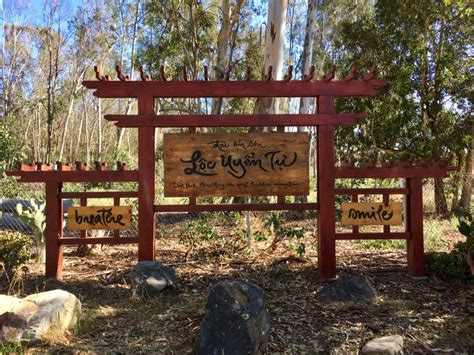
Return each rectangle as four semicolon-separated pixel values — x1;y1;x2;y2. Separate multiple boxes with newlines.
3;213;473;354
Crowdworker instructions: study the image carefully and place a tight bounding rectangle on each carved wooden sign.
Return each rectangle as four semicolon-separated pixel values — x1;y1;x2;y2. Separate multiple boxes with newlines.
164;132;310;197
67;206;132;230
341;202;403;225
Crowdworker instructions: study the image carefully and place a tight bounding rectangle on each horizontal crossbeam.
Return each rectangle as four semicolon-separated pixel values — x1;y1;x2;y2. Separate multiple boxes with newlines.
59;237;138;245
6;171;138;183
336;232;410;240
335;167;453;179
105;113;367;127
82;79;386;98
335;188;410;195
154;202;319;213
60;191;138;199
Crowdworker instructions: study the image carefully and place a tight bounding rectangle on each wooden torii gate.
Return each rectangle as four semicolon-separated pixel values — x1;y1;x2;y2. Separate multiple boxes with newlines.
7;64;453;280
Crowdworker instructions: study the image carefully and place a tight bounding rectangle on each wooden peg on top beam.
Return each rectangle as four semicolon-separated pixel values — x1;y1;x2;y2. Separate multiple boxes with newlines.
94;161;107;171
322;65;336;81
75;161;88;171
160;65;169;81
139;66;150;81
115;65;129;81
117;161;127;171
204;65;209;81
283;65;293;82
18;162;36;171
363;66;377;81
94;66;106;81
264;65;273;81
56;162;72;171
224;64;232;81
303;65;315;81
343;65;357;80
245;67;251;81
183;66;189;81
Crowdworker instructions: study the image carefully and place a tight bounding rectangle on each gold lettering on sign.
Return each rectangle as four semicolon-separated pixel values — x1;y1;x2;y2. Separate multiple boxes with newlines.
164;133;310;197
67;206;132;230
341;202;403;225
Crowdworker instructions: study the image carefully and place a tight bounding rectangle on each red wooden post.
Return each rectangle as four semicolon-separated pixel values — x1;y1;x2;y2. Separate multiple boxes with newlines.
317;96;336;280
407;178;424;277
45;182;64;278
80;197;87;240
137;96;156;260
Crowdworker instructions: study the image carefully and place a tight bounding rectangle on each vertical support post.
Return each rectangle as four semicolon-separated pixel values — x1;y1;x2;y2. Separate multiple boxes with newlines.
80;197;87;240
189;127;196;206
138;96;156;260
407;178;424;277
317;96;336;280
351;194;359;234
45;182;63;279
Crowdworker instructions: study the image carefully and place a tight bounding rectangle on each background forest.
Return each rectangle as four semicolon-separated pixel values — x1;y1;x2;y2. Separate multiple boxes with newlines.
0;0;472;216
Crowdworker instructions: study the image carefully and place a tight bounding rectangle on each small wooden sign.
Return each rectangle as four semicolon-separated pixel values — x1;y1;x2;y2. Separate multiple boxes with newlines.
67;206;132;230
164;132;310;197
341;202;403;225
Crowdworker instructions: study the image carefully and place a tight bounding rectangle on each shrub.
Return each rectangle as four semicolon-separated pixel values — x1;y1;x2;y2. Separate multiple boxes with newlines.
13;199;45;261
425;249;470;282
0;231;31;279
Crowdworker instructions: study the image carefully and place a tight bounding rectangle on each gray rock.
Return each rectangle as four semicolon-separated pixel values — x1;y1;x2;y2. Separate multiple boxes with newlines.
129;260;177;298
0;289;81;342
196;281;271;355
0;295;21;315
362;335;404;354
317;274;376;302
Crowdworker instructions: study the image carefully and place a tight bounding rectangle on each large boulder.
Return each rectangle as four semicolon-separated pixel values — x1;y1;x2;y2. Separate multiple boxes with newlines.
362;335;404;354
317;274;376;302
129;260;177;298
0;289;81;342
196;281;271;355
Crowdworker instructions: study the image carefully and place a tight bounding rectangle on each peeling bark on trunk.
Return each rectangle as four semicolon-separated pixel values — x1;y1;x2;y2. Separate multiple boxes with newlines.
460;123;473;210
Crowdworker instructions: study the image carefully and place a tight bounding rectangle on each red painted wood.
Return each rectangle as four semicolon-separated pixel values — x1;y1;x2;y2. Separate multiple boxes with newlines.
407;178;424;277
137;97;156;261
105;113;367;127
82;79;387;98
154;202;319;213
59;237;138;245
335;188;410;195
60;191;138;199
335;167;451;179
6;170;138;183
317;96;337;280
351;194;359;234
45;182;63;279
80;198;87;240
336;232;410;240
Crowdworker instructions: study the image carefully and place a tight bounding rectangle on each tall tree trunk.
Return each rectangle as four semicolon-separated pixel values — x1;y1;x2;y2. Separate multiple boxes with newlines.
210;0;231;120
296;0;317;203
460;122;473;210
117;0;141;151
254;0;287;116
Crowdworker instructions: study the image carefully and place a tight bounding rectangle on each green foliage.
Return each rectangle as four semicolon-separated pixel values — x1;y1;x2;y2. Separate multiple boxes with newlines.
0;341;24;353
179;217;219;251
264;212;305;255
425;209;473;282
0;231;31;278
357;239;405;250
425;249;470;282
13;200;46;261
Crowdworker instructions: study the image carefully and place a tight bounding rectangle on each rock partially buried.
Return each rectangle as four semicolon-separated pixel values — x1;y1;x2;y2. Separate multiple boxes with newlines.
0;289;81;342
317;274;376;302
362;335;404;354
129;260;177;298
196;281;271;355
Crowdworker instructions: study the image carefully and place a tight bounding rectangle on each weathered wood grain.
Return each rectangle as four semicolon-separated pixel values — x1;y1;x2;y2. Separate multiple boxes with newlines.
341;202;403;226
67;206;132;230
164;132;310;197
